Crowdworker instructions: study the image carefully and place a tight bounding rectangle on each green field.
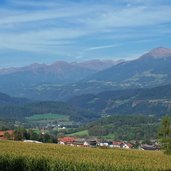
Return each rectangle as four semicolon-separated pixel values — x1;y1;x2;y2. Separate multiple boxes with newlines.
68;130;89;136
0;141;171;171
26;113;69;121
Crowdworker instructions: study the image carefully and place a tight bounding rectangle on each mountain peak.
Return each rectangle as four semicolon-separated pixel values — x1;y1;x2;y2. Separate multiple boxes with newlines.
141;47;171;59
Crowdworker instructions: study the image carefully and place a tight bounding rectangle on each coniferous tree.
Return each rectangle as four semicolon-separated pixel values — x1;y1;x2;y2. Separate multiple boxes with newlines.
158;115;171;155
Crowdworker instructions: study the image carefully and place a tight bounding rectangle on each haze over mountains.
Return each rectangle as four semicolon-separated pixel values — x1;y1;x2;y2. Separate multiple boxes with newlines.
26;47;171;101
0;92;29;105
0;47;171;121
85;47;171;88
0;59;120;75
0;59;120;97
0;47;171;101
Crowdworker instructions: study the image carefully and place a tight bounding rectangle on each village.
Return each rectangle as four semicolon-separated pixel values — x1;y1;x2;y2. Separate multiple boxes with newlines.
0;129;161;151
57;136;161;150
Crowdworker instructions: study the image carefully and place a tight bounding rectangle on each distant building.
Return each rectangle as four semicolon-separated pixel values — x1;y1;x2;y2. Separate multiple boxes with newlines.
121;143;133;149
0;130;14;140
111;141;133;149
58;137;75;145
140;144;160;151
58;137;97;147
112;141;123;148
99;142;109;147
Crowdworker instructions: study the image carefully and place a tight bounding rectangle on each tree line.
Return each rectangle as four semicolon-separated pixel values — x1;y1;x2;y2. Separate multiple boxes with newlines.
4;127;57;143
158;115;171;155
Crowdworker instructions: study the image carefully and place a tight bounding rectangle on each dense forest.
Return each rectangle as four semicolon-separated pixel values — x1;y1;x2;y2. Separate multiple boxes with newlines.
85;115;160;141
0;101;97;122
69;84;171;116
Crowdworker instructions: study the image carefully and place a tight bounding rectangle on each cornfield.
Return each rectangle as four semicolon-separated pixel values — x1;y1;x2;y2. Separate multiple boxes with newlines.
0;141;171;171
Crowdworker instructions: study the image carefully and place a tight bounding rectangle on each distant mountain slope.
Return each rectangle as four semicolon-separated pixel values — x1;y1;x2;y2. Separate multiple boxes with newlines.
43;47;171;101
28;47;171;101
85;47;171;88
0;92;29;105
0;60;119;97
72;59;124;71
1;47;171;101
0;92;98;121
68;84;171;116
0;101;97;122
0;62;95;96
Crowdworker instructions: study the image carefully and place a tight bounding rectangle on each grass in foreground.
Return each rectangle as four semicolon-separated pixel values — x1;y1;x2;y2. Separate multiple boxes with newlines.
0;141;171;171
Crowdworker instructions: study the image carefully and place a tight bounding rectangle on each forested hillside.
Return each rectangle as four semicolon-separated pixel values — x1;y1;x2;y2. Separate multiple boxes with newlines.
69;84;171;116
85;115;159;140
0;101;97;122
0;92;29;105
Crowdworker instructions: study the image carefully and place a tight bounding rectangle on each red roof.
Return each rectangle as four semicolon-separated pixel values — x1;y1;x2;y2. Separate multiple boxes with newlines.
58;137;75;143
113;141;122;145
0;130;14;136
0;130;14;140
125;143;133;148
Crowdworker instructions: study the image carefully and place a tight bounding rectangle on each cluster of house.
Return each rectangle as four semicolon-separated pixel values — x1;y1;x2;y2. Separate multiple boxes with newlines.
58;137;161;150
58;137;133;149
0;130;160;151
58;137;97;147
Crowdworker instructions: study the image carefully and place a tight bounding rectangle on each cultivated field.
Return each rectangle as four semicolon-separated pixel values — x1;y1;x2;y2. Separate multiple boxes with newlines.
26;113;68;121
0;141;171;171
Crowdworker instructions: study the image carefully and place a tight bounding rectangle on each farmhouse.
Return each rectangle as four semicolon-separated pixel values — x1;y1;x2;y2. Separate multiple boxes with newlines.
73;138;97;147
73;138;85;146
121;142;133;149
112;141;122;148
87;139;97;147
99;142;109;147
58;137;97;147
0;130;14;140
140;144;160;150
112;141;133;149
58;137;75;145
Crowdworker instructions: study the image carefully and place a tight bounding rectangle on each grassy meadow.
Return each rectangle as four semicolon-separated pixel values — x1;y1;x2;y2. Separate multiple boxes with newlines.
68;130;89;136
26;113;68;121
0;141;171;171
25;113;71;126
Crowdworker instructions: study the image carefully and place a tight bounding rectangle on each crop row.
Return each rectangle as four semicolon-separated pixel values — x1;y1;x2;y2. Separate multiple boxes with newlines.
0;141;171;171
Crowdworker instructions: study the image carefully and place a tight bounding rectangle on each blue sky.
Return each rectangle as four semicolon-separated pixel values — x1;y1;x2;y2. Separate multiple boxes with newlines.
0;0;171;67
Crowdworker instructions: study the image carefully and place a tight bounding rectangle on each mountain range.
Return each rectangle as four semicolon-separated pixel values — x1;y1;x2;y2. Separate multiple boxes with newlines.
86;47;171;88
0;47;171;121
0;60;120;98
0;47;171;101
24;47;171;101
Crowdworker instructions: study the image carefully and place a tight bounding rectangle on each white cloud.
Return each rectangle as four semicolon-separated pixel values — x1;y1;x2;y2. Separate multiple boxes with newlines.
85;44;120;51
82;6;171;30
0;28;87;54
0;8;84;26
0;0;171;59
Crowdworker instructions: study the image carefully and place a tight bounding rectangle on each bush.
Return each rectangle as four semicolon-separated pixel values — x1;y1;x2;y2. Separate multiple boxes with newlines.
165;139;171;155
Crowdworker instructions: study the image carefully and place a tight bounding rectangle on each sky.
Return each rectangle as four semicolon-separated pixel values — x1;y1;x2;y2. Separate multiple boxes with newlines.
0;0;171;67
